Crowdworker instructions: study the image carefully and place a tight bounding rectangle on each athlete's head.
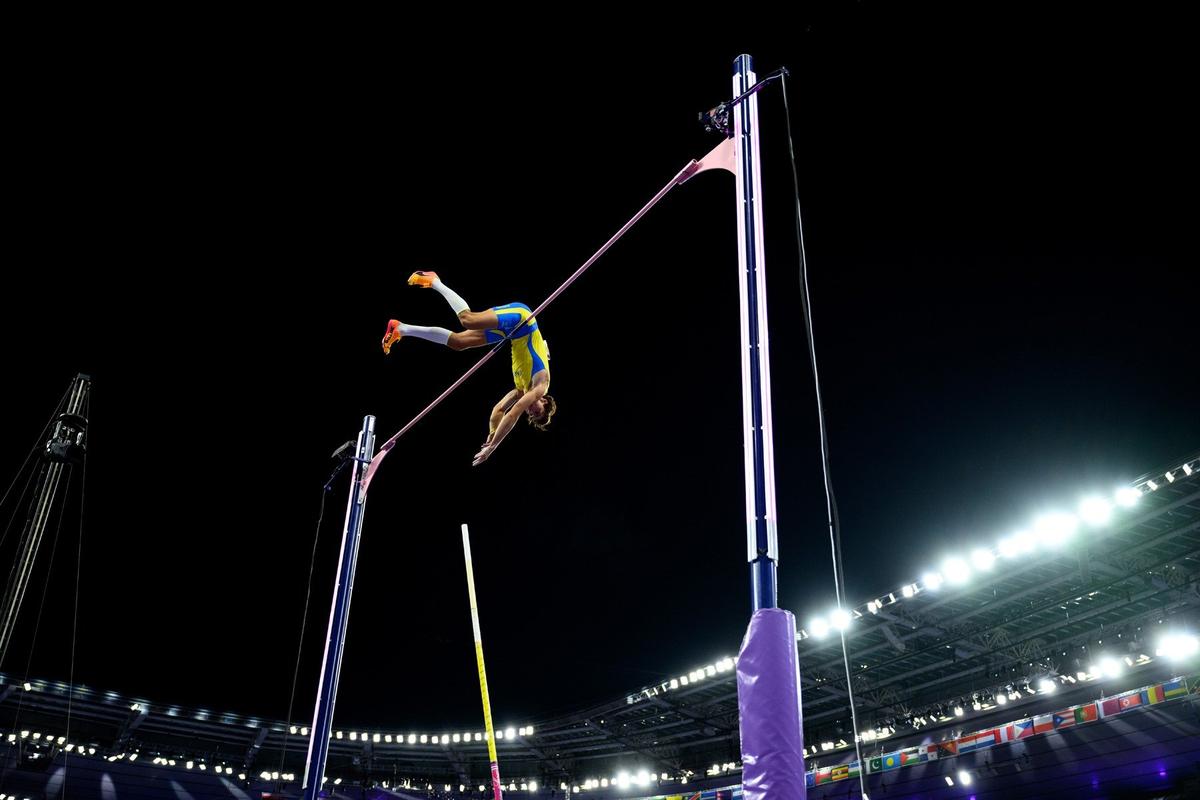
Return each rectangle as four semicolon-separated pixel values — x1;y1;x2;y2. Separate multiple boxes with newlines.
526;394;557;431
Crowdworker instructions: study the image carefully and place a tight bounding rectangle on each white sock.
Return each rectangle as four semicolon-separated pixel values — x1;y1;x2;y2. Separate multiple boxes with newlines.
431;278;471;316
400;323;451;346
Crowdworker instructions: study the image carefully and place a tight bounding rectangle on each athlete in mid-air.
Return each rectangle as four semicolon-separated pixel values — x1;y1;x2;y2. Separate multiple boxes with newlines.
382;272;556;466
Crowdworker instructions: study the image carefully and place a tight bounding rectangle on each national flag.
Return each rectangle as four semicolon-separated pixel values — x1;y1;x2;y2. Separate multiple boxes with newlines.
957;729;999;753
1100;697;1122;717
831;765;849;782
1163;679;1187;699
901;749;926;766
868;757;882;773
1141;684;1166;705
937;740;958;758
847;761;862;778
805;773;815;789
1032;714;1054;734
814;767;833;785
1011;718;1035;739
1119;693;1143;711
1052;710;1075;729
1074;703;1098;724
880;752;902;771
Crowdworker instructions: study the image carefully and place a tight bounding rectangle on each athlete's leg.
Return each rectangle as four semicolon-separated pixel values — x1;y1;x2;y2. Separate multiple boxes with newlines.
447;329;489;351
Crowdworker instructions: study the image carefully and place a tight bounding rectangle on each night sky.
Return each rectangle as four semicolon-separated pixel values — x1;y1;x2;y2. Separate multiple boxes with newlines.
3;7;1196;737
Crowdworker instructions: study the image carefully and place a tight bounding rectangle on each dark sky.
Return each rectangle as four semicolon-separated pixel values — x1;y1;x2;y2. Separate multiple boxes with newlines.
3;6;1196;736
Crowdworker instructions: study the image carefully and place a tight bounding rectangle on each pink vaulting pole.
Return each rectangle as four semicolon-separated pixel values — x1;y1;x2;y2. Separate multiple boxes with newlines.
362;140;733;493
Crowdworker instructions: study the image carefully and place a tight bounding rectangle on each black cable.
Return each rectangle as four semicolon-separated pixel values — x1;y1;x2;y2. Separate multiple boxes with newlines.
0;386;67;513
0;463;38;555
7;472;68;738
278;478;331;787
779;70;868;798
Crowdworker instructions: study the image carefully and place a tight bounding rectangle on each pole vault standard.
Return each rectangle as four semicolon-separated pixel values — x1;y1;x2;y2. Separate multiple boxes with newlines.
462;524;504;800
730;54;807;800
301;415;375;800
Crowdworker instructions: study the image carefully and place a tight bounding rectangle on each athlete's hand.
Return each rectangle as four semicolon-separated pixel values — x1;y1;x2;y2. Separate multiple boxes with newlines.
472;444;494;466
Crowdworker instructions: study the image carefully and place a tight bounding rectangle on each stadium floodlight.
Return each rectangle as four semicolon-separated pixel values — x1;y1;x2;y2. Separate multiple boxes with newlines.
506;728;516;740
970;549;995;571
1038;678;1057;693
1115;487;1140;507
901;584;915;598
810;617;830;638
945;776;954;786
830;608;852;631
943;558;971;585
1014;529;1037;552
959;771;972;786
1147;480;1159;491
1157;633;1199;661
923;572;944;591
996;693;1008;705
1034;513;1078;547
1079;496;1113;526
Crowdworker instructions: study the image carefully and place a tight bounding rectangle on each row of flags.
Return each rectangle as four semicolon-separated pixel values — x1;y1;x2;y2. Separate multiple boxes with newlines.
803;676;1189;788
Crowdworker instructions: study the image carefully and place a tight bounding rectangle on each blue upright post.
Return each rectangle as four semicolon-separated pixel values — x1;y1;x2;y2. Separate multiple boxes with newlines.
732;54;779;612
732;56;807;800
302;415;376;799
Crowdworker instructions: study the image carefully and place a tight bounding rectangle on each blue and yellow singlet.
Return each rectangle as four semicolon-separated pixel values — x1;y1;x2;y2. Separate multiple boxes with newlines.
485;303;550;392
